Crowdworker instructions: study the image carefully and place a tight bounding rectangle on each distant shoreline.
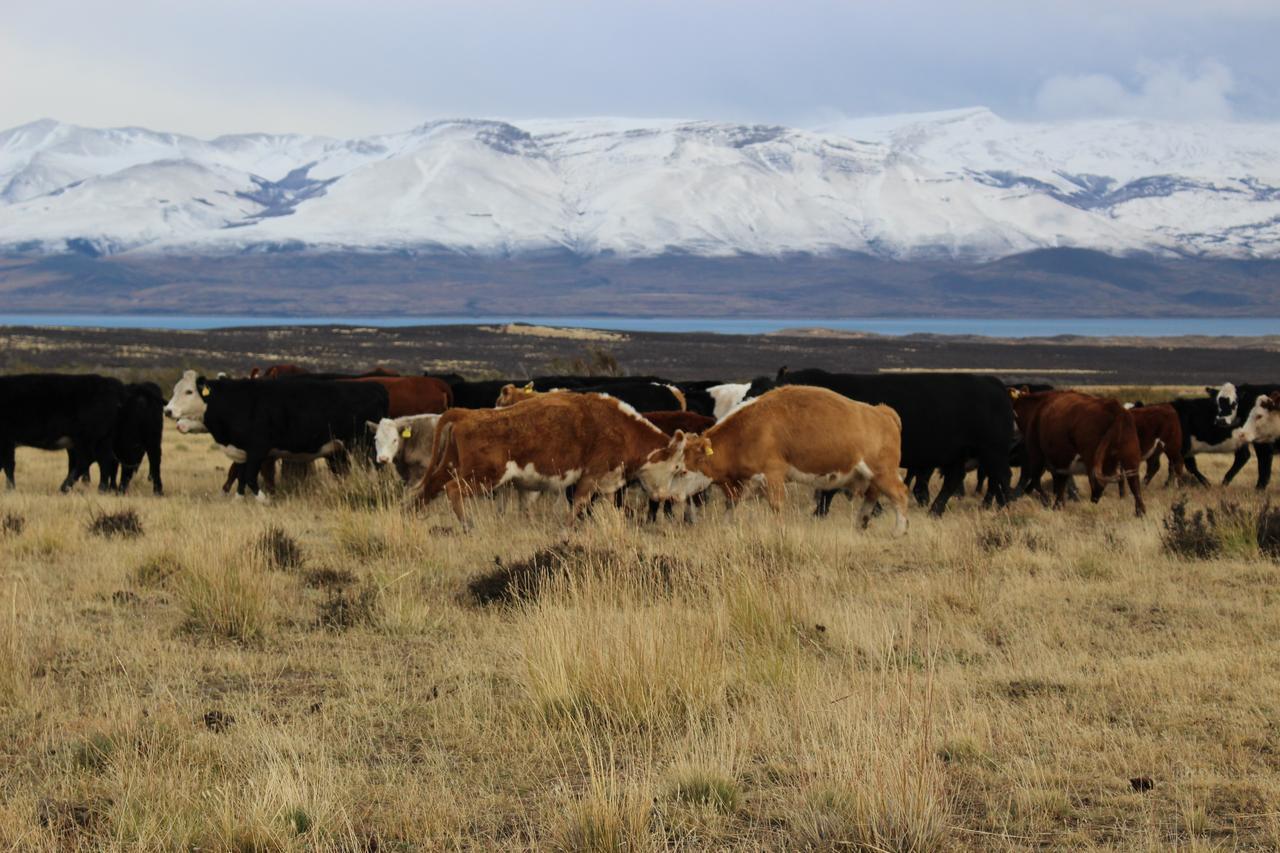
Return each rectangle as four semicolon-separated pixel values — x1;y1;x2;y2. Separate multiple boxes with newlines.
3;321;1278;386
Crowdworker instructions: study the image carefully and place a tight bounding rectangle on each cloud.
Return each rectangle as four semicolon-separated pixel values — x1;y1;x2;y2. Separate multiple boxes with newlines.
0;31;421;138
1034;60;1237;121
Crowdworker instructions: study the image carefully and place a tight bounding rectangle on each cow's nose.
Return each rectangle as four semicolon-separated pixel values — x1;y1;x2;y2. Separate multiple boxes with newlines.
376;456;390;465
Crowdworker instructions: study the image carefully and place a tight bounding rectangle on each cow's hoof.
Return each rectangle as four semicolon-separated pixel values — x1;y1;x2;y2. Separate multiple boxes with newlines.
255;492;271;505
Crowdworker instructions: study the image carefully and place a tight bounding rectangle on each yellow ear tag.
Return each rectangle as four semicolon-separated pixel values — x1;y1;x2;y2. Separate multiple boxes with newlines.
704;445;714;456
200;387;210;397
524;382;534;391
401;428;412;438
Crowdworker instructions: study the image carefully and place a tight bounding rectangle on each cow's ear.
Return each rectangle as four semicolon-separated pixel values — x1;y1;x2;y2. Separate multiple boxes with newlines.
776;366;788;381
366;420;379;432
670;429;686;445
524;381;534;391
1205;386;1219;397
1008;387;1021;400
1264;394;1280;411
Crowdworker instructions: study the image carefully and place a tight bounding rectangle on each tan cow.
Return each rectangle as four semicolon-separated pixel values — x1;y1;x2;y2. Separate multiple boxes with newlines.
676;385;910;534
417;392;687;526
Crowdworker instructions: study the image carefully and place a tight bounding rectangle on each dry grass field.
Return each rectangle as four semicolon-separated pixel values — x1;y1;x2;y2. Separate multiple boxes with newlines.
2;401;1280;851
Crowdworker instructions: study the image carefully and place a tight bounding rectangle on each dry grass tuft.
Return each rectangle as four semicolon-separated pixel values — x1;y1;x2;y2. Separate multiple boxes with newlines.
179;552;274;644
87;507;143;538
1257;502;1280;559
469;542;587;605
0;511;24;537
257;524;305;570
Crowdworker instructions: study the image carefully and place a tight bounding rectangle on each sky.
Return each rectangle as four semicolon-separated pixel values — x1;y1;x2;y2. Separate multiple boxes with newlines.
2;0;1277;138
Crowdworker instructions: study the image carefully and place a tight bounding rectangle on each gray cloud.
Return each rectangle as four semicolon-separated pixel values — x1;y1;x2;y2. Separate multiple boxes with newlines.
1;0;1277;136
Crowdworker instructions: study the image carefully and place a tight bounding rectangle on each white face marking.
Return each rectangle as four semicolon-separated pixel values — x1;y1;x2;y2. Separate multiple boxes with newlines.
1237;397;1280;445
708;384;749;420
1216;383;1239;426
372;418;403;465
636;436;687;498
165;370;207;422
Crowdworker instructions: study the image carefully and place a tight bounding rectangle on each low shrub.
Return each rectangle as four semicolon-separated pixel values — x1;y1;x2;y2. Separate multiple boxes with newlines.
257;525;304;570
88;508;143;539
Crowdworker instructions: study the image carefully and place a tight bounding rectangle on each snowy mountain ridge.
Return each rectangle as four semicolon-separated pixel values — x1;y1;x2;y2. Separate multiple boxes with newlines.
2;109;1278;261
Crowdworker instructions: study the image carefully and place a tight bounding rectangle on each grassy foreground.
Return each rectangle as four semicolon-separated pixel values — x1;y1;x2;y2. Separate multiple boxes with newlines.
1;422;1279;851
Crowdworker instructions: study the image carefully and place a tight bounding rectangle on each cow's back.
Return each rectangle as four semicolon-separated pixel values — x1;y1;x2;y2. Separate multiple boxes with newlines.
779;370;1012;469
204;379;388;453
0;374;125;445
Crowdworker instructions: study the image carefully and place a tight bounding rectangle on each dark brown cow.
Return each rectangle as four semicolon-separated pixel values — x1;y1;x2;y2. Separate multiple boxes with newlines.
417;392;686;526
342;376;451;417
677;385;909;533
1012;390;1145;516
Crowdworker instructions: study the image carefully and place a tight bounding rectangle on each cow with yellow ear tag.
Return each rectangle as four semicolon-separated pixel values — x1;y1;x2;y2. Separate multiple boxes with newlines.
367;414;443;483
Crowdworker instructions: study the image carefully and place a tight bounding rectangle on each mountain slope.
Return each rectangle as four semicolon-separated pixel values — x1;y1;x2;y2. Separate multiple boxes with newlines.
2;111;1278;261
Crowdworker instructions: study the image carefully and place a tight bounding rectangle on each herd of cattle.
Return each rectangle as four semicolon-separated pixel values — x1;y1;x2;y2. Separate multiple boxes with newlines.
4;366;1280;533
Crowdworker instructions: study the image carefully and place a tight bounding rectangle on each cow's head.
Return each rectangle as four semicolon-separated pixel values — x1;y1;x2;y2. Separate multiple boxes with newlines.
165;370;209;423
681;433;719;475
367;418;403;466
496;382;537;408
1234;392;1280;446
635;430;689;498
1212;383;1239;426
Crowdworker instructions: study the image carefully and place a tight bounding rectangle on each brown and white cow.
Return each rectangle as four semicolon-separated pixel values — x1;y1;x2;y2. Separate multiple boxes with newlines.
1012;390;1145;516
674;385;910;534
416;392;686;526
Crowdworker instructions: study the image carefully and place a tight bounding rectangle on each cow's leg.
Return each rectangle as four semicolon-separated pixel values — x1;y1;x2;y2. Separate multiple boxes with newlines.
148;444;163;496
1127;469;1146;517
93;437;116;494
1254;443;1274;491
570;476;599;523
928;463;965;516
869;469;910;535
117;462;138;494
1;442;15;489
1051;473;1069;510
1222;445;1252;486
222;463;240;494
762;468;788;512
911;468;932;507
444;479;471;528
239;448;271;502
1162;445;1186;489
60;444;93;492
979;448;1012;509
856;482;879;530
1183;455;1210;488
1065;477;1082;502
813;489;837;517
1144;453;1162;486
646;498;661;523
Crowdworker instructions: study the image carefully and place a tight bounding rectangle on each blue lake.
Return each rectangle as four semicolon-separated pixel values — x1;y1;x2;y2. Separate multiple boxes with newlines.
0;314;1276;338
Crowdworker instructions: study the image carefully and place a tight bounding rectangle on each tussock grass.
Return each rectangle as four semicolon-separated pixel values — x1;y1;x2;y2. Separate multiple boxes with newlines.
4;420;1280;849
87;507;143;539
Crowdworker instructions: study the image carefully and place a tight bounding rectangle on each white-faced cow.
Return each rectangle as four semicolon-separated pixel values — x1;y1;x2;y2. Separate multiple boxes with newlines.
367;414;442;484
165;370;388;501
1208;382;1280;489
1236;392;1280;446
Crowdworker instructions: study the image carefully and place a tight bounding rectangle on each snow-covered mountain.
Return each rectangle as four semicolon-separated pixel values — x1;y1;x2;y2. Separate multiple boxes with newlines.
2;109;1278;261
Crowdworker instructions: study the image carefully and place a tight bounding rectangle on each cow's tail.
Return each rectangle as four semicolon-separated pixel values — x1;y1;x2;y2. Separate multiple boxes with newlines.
413;414;456;502
1092;404;1134;483
666;384;687;412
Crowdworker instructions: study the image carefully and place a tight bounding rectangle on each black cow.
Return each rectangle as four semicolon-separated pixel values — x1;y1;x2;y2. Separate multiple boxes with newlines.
556;381;686;412
1167;396;1251;488
746;368;1015;515
105;382;165;495
1;373;125;492
1209;383;1280;489
167;374;388;498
